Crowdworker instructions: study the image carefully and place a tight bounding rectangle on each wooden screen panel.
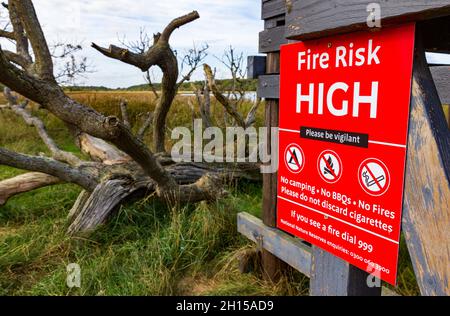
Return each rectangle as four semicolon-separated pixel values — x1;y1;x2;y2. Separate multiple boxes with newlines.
286;0;450;41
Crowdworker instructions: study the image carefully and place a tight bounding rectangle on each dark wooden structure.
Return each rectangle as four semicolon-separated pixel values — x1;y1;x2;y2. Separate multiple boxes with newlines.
242;0;450;296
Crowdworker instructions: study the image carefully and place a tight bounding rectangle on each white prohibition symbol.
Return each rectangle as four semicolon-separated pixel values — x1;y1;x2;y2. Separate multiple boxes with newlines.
284;143;305;174
358;158;390;196
317;150;342;183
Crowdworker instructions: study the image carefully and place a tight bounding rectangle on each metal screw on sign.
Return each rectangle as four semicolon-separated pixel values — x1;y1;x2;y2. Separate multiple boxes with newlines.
328;43;332;48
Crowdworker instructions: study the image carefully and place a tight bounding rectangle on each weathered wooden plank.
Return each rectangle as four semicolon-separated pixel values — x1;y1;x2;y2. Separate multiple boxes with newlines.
431;66;450;104
261;51;286;281
238;212;398;296
445;104;450;126
257;75;280;99
403;29;450;296
247;56;267;79
310;248;382;296
238;212;312;277
265;53;280;75
286;0;450;41
262;0;286;20
259;26;287;53
264;15;286;30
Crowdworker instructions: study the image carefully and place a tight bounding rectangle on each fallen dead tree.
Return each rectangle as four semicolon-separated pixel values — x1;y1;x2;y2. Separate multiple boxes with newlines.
0;0;260;236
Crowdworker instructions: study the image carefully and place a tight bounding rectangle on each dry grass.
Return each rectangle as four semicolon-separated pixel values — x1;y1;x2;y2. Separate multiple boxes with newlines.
0;90;421;296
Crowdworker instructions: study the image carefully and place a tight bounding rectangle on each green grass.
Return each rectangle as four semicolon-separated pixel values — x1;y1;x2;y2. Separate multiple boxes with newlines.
0;179;304;295
0;92;420;296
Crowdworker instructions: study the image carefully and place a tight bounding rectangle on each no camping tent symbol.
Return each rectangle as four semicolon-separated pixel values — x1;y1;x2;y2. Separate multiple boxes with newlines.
284;144;305;174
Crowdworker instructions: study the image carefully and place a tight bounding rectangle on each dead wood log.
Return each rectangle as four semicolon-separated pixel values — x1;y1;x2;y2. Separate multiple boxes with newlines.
0;1;263;238
66;161;260;235
67;190;90;223
67;179;144;235
0;147;98;191
79;133;131;165
0;172;60;205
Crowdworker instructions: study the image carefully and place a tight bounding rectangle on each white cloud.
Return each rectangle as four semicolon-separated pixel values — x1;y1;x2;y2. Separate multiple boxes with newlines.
25;0;263;88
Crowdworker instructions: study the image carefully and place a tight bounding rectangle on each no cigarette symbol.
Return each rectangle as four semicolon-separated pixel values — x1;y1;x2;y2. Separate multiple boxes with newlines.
358;158;390;196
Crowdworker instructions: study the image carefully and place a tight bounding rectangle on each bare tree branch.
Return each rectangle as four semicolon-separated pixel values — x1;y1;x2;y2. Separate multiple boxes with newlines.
4;87;82;166
78;134;131;165
0;28;13;39
204;63;246;127
145;70;160;99
0;47;175;190
91;42;149;71
0;172;60;206
0;147;97;191
191;83;212;128
2;49;30;69
7;1;32;64
215;45;246;101
137;112;153;140
177;43;209;88
11;0;54;80
117;28;160;98
244;97;262;128
160;11;200;43
119;99;130;129
92;11;200;153
0;3;241;232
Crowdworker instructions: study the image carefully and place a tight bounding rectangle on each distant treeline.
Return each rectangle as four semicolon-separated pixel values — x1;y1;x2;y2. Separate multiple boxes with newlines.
63;78;258;92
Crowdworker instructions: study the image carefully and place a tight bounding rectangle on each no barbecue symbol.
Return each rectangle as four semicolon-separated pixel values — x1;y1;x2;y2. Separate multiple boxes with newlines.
317;150;342;183
284;144;305;174
358;158;390;196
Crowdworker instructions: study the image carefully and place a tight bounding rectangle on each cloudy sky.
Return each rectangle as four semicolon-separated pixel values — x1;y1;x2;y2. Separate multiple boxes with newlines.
1;1;449;88
7;0;262;88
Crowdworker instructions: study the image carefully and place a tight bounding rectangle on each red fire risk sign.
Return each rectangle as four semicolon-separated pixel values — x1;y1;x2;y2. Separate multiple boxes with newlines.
277;24;415;285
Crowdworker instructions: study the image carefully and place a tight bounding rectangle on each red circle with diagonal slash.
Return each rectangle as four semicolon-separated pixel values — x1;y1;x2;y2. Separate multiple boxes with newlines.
358;158;391;196
317;150;343;184
284;143;305;174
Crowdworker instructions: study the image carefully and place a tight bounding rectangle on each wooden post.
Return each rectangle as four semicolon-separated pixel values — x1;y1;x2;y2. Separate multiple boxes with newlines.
243;0;450;295
402;24;450;296
261;51;287;281
310;248;382;296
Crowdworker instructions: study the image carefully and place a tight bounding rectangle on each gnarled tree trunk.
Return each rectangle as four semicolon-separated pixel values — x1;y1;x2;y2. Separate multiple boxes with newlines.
0;1;261;236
